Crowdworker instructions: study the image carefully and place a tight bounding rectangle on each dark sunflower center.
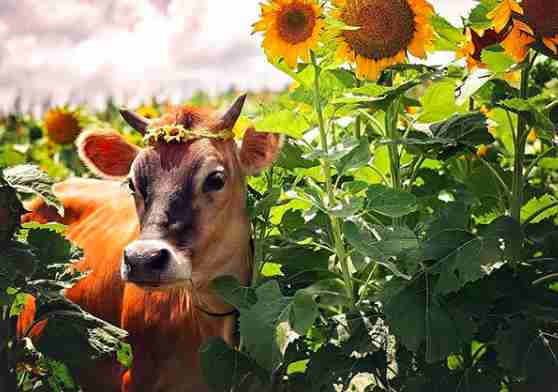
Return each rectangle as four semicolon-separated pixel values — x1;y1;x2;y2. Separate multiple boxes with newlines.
277;3;316;44
341;0;415;59
522;0;558;37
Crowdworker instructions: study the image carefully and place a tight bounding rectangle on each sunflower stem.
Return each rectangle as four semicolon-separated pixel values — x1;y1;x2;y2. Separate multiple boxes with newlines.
385;94;402;226
510;54;532;261
310;51;354;308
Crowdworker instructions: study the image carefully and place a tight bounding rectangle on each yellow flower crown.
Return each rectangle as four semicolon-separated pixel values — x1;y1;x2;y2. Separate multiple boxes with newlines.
143;124;234;145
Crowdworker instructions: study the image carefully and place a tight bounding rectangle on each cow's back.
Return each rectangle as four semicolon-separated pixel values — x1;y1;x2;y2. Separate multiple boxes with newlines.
20;178;140;390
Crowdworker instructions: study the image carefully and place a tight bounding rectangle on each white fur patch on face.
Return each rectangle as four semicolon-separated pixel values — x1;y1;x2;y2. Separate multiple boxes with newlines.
121;239;192;287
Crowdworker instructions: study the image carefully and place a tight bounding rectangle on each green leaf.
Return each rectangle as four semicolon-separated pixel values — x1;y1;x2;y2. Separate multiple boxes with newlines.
344;221;416;279
252;187;282;218
432;14;464;51
425;217;520;295
290;290;318;335
239;281;291;371
210;275;257;312
499;97;555;132
521;194;558;224
335;138;371;176
2;164;62;214
366;184;418;218
418;79;466;123
35;297;129;368
456;69;494;106
481;50;515;74
200;337;267;392
383;279;474;363
255;110;310;139
468;0;499;30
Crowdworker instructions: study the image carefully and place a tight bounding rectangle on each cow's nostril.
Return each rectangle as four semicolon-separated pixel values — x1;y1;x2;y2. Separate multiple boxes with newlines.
149;248;170;271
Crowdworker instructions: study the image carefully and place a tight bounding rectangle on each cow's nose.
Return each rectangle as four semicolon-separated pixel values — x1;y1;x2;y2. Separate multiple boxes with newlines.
122;241;171;280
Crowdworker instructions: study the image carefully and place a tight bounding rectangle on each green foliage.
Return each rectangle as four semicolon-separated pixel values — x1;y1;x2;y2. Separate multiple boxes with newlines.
0;167;130;391
3;3;558;391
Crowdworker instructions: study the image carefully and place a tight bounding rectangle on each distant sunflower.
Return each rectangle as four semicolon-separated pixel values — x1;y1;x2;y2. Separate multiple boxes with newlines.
43;107;82;145
252;0;324;68
332;0;434;80
487;0;558;61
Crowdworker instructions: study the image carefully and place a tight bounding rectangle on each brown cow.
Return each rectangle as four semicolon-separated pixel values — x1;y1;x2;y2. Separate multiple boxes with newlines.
20;95;282;391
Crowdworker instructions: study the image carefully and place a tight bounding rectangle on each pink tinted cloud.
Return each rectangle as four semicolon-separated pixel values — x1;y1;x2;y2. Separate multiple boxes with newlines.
0;0;475;111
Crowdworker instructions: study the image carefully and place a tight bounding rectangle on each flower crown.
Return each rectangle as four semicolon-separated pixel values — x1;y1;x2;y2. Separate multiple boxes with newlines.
143;124;234;145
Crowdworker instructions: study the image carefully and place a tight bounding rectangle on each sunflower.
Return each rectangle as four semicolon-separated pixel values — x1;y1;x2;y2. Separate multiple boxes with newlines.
487;0;558;61
332;0;434;80
252;0;324;69
43;107;83;145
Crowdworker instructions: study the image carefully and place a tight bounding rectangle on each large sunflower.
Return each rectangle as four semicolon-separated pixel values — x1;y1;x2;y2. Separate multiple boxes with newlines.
253;0;324;68
487;0;558;61
333;0;434;80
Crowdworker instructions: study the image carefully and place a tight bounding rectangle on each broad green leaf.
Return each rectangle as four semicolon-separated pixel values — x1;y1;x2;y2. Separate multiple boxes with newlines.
289;290;318;335
499;97;555;132
468;0;500;30
456;68;494;106
366;184;418;218
538;157;558;170
34;297;129;367
2;164;62;214
383;279;474;363
210;275;257;312
521;194;558;224
432;14;464;51
344;221;416;279
252;187;281;217
255;110;309;139
481;50;515;74
200;337;267;392
239;281;291;371
0;178;24;241
425;217;520;294
335;138;371;175
418;79;466;123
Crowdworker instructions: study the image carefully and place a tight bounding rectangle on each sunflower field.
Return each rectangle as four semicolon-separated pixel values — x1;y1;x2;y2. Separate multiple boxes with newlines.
2;0;558;390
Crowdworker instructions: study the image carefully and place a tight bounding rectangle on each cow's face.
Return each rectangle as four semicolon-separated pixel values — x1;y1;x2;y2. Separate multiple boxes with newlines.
76;96;281;289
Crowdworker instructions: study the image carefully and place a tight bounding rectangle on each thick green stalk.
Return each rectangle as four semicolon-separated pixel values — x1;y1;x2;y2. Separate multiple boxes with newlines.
310;51;354;307
385;96;402;227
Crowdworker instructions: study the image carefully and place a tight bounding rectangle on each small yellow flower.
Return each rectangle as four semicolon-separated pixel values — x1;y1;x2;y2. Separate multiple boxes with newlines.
487;0;558;61
136;105;159;119
43;107;82;145
527;129;538;142
476;144;490;158
252;0;324;69
332;0;435;80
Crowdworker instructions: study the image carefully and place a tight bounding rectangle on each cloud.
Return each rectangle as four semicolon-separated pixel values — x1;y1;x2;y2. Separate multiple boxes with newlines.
0;0;476;112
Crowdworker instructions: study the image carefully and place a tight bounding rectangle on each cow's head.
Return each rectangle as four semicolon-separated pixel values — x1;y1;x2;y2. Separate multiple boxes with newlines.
76;95;281;289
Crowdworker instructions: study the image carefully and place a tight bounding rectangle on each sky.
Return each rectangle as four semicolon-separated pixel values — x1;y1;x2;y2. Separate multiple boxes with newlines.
0;0;476;112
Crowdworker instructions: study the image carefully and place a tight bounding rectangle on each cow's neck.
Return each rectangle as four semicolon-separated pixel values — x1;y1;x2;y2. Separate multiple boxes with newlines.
120;240;251;391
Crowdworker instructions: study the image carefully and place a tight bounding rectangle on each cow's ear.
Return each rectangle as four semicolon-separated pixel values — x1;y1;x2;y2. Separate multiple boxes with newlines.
238;127;282;176
76;129;139;179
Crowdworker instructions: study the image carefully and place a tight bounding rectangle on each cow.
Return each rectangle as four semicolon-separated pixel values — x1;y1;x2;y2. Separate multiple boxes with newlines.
19;95;282;391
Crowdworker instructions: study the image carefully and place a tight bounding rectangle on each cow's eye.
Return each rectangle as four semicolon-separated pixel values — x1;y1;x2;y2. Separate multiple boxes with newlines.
203;171;226;193
127;177;136;194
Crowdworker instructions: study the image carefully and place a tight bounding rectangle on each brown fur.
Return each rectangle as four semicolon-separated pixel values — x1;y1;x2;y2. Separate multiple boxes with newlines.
18;103;282;392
